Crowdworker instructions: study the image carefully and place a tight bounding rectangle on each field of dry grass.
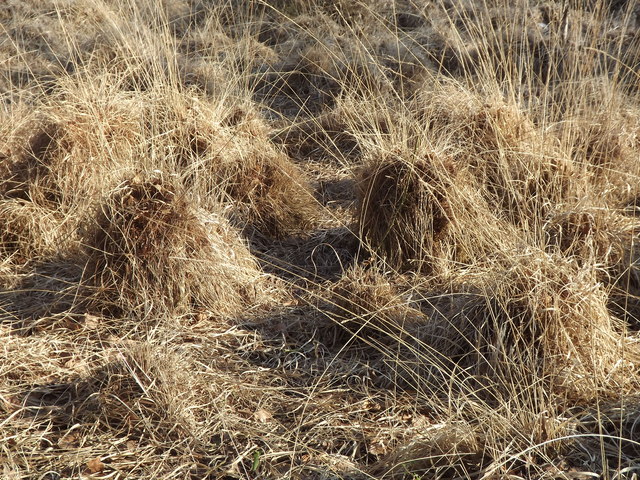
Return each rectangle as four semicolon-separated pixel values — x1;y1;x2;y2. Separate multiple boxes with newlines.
2;0;640;478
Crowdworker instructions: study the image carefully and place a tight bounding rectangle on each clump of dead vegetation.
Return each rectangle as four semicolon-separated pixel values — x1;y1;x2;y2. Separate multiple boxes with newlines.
160;96;320;238
84;174;263;319
357;150;459;272
545;206;640;326
75;343;204;445
0;121;63;202
324;264;424;347
412;86;576;226
216;149;319;238
0;199;67;262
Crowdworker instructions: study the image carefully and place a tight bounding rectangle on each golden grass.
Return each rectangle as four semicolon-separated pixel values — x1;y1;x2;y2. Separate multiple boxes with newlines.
84;174;264;320
2;0;640;478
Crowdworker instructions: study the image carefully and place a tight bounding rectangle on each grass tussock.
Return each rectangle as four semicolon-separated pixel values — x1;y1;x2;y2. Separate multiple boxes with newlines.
159;95;320;238
84;174;263;319
425;88;575;225
462;252;630;396
326;264;424;346
0;199;67;261
216;148;319;238
357;150;461;272
3;0;640;478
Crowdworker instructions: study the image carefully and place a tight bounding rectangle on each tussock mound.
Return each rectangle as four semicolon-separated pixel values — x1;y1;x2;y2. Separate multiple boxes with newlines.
446;95;574;225
326;264;423;345
344;251;638;401
369;423;483;480
216;149;319;238
357;152;455;272
0;121;64;203
0;199;68;261
545;206;640;326
276;107;361;163
255;17;395;115
561;107;640;204
0;120;85;262
1;87;146;214
356;148;507;272
545;207;638;272
84;175;262;319
164;98;320;238
418;251;634;398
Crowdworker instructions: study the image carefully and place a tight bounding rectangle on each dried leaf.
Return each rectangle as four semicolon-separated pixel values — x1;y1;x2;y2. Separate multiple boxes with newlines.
85;457;104;474
254;408;273;423
83;313;101;329
58;432;79;449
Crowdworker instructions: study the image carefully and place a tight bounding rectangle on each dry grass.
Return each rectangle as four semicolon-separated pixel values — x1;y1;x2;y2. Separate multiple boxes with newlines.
2;0;640;479
83;174;264;320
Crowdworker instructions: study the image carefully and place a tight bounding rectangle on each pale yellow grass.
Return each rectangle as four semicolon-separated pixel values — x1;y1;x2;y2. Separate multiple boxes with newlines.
1;0;640;479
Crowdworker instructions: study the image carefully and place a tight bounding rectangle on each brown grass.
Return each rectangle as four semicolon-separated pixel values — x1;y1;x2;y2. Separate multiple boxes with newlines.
419;88;576;226
2;0;640;478
325;263;424;347
84;174;263;319
158;95;320;238
215;149;319;238
357;151;458;272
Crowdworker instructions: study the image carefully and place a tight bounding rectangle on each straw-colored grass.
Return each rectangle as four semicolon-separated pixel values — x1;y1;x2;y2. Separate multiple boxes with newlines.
2;0;640;478
83;174;265;320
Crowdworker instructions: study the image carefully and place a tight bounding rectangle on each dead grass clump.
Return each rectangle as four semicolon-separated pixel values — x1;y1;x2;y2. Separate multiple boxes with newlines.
0;121;64;203
369;423;483;479
84;174;262;319
255;54;341;115
256;26;392;115
275;108;361;163
171;100;270;169
575;122;634;171
156;95;319;238
357;150;474;272
326;264;423;346
444;252;633;398
416;90;576;226
545;207;638;272
426;29;481;78
215;147;319;238
2;82;149;217
566;113;640;203
0;199;70;262
546;206;640;327
467;100;537;147
468;101;575;223
0;259;84;333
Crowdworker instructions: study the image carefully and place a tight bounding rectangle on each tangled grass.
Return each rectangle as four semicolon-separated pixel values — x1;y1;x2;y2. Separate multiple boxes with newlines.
2;0;640;479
